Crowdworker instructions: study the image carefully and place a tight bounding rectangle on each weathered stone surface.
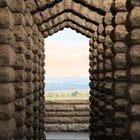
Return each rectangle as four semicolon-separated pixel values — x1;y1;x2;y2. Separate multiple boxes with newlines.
0;103;15;120
130;0;140;6
67;123;89;132
0;67;15;82
45;124;67;132
14;54;26;69
0;7;14;28
0;45;16;66
74;105;90;111
131;121;140;140
0;118;15;140
114;25;128;41
114;82;127;97
0;29;15;45
131;29;140;44
45;105;74;111
104;12;113;25
129;45;140;65
129;7;140;28
113;42;127;53
115;12;128;24
129;67;140;82
14;110;26;126
130;105;140;120
44;116;90;123
128;84;140;103
0;83;15;104
113;0;128;12
113;54;127;69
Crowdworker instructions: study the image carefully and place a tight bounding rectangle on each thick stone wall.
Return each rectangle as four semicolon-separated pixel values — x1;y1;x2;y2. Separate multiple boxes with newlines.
0;1;45;140
44;100;90;132
89;0;140;140
0;0;140;140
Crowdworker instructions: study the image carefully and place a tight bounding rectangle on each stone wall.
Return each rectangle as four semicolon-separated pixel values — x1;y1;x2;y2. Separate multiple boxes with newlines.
89;0;140;140
0;1;45;140
44;100;90;132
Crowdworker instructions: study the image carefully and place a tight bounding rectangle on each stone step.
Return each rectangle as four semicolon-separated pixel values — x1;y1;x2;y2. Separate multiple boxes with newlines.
46;132;89;140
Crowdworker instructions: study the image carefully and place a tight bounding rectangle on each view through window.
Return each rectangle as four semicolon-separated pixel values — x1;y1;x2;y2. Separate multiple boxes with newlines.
44;28;90;100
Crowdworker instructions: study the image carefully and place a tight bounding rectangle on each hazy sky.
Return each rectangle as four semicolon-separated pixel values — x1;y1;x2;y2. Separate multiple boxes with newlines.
44;28;89;77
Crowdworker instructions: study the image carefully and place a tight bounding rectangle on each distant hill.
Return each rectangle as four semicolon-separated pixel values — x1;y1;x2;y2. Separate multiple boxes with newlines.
44;76;89;91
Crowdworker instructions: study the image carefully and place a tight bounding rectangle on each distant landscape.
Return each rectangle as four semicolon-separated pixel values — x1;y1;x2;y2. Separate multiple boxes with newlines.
45;77;89;100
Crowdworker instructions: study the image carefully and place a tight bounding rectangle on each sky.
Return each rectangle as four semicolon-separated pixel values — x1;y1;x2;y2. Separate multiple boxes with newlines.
44;28;90;77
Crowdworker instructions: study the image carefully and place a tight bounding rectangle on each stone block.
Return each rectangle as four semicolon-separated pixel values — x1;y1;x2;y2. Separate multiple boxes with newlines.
14;42;27;54
115;12;128;24
104;48;113;58
74;105;90;111
115;127;127;137
24;13;33;26
14;82;27;98
0;29;15;45
8;0;26;13
14;110;26;126
130;105;140;120
104;59;112;71
67;123;89;132
0;118;15;140
0;83;15;104
0;45;16;66
114;25;128;41
0;103;14;120
97;24;104;35
0;0;12;7
15;70;27;82
98;62;104;71
105;25;113;35
13;25;28;42
131;121;140;140
14;125;27;139
0;67;15;82
25;0;37;12
113;42;127;53
35;0;47;8
45;104;74;111
129;45;140;65
97;44;104;54
131;29;140;44
128;83;140;103
104;12;113;25
104;35;113;48
32;12;43;25
26;72;34;82
113;54;127;69
115;99;129;111
45;124;67;132
45;111;89;117
113;70;127;81
115;112;128;126
0;7;14;28
13;13;25;26
130;0;140;6
113;82;127;98
113;0;128;12
14;54;26;69
15;98;26;111
129;7;140;28
129;67;140;82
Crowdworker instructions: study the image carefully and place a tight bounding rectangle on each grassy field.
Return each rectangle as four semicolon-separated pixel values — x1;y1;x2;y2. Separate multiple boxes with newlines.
45;89;89;100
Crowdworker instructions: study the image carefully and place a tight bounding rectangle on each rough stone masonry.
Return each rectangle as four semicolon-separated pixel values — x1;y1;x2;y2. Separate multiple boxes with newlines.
0;0;140;140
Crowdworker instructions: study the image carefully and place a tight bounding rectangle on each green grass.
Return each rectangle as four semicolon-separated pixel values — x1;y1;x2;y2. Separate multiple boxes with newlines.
45;89;89;100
